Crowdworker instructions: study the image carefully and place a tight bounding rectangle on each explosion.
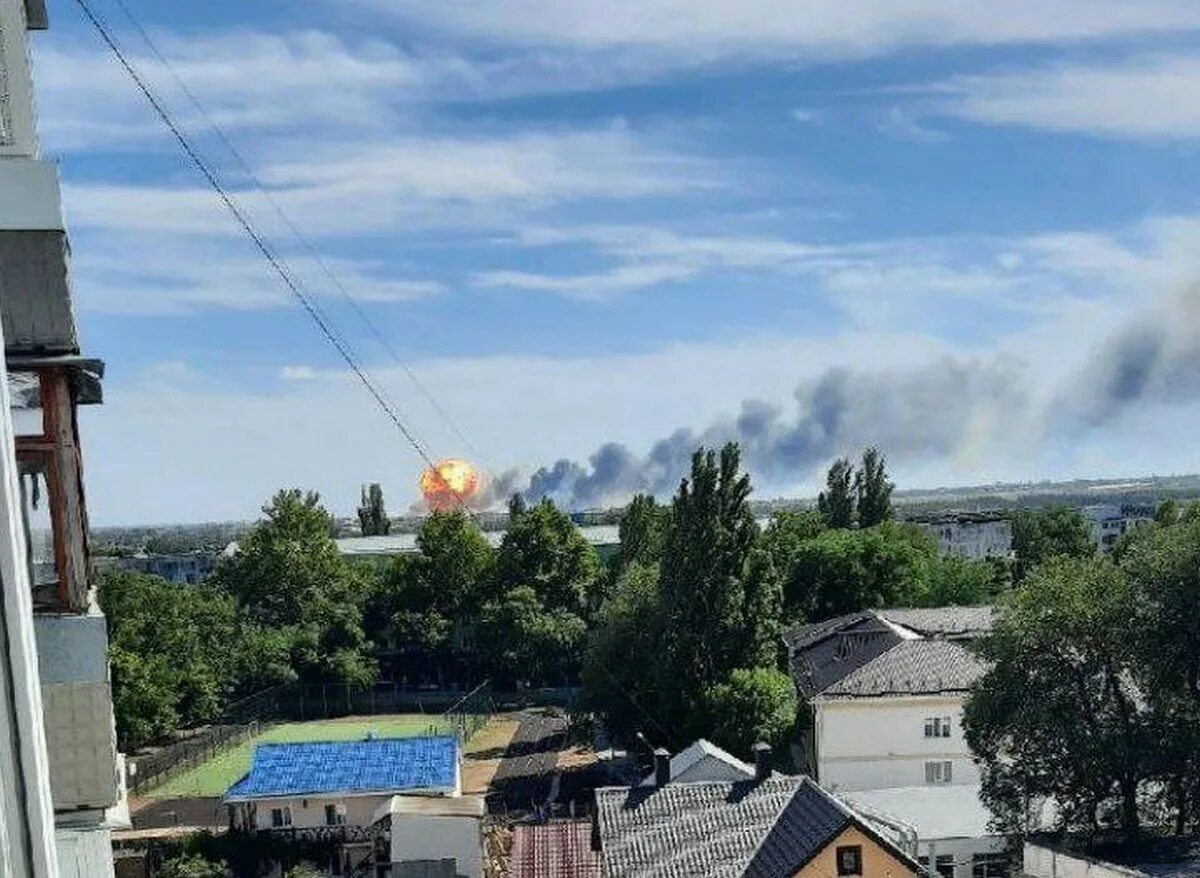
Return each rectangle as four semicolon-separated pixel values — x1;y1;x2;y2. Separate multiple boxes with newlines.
419;458;481;511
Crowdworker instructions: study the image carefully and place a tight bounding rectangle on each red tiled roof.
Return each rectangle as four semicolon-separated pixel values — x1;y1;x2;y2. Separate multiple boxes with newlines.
511;821;601;878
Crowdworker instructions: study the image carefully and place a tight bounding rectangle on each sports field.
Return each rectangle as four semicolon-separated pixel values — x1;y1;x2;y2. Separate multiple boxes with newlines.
147;715;452;799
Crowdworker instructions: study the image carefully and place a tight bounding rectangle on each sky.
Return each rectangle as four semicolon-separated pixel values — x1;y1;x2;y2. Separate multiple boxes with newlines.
25;0;1200;524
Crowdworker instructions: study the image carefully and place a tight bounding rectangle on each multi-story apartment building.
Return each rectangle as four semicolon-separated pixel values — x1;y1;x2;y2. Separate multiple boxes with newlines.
785;607;1006;878
908;513;1013;560
1;1;124;874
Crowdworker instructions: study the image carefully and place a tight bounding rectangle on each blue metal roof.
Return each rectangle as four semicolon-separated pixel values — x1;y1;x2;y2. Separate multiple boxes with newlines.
225;736;458;801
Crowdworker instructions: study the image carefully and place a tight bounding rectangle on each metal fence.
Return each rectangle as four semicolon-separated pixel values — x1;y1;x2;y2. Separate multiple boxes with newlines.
128;721;263;796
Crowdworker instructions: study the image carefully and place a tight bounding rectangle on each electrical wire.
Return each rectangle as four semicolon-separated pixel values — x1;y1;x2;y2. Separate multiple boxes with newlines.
105;0;497;481
70;0;478;507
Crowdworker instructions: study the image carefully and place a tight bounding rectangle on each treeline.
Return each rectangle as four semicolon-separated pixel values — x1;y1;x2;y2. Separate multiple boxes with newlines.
103;445;1028;755
966;500;1200;836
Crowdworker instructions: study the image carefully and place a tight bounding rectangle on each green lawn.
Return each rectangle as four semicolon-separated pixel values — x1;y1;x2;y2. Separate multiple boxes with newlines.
147;715;451;799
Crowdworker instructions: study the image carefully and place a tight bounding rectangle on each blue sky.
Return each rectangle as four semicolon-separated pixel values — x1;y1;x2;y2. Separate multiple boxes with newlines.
29;0;1200;523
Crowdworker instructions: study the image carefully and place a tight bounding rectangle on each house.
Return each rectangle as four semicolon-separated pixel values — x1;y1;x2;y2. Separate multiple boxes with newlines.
785;607;1001;878
225;736;484;877
638;738;756;786
0;0;124;875
594;752;924;878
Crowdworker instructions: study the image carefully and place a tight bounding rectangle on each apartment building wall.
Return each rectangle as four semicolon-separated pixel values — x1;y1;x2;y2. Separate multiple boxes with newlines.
814;695;978;792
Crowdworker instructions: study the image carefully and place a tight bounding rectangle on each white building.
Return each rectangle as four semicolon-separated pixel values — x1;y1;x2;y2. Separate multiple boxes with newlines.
1;1;124;875
785;607;1001;878
225;736;483;877
909;514;1013;560
1082;504;1154;552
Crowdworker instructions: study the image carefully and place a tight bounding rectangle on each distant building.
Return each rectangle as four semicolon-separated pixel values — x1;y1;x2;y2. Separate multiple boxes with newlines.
784;607;1003;878
94;553;217;584
907;513;1013;560
225;735;483;877
594;751;924;878
335;524;623;561
1082;504;1155;551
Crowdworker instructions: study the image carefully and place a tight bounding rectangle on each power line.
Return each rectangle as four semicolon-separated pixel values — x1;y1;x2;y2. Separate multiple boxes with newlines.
105;0;496;479
70;0;455;488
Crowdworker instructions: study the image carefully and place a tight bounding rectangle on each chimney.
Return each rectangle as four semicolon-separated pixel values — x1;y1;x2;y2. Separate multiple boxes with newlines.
653;748;671;787
752;742;772;781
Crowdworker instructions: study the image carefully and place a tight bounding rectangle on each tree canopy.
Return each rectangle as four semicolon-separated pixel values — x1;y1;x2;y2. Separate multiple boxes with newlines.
1011;505;1094;580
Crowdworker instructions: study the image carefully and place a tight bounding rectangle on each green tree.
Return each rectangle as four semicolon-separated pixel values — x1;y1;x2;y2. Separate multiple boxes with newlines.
659;444;762;736
581;563;670;743
964;557;1147;833
784;522;937;621
707;667;797;760
1156;498;1181;527
496;498;602;616
158;853;230;878
357;483;391;536
1011;506;1094;581
479;585;586;687
375;510;495;657
854;447;894;528
1120;520;1200;828
817;457;855;529
617;494;670;571
284;864;324;878
920;555;1001;607
213;490;376;688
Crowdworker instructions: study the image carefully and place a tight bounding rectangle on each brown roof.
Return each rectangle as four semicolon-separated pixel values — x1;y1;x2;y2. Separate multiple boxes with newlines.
511;821;601;878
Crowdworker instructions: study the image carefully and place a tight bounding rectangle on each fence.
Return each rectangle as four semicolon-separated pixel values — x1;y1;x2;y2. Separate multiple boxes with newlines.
128;720;263;796
434;680;493;742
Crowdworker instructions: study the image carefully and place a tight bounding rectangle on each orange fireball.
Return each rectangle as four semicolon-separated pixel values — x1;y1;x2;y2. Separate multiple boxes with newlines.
419;458;481;511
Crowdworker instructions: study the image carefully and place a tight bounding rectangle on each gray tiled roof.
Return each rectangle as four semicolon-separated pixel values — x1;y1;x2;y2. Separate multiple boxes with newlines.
595;776;915;878
878;606;995;638
783;614;903;699
819;640;986;699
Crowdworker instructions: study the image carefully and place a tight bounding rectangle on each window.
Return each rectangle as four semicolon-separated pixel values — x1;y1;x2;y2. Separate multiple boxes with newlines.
972;853;1008;878
924;717;952;738
935;855;955;878
925;760;953;784
325;803;346;825
270;806;292;828
836;845;863;876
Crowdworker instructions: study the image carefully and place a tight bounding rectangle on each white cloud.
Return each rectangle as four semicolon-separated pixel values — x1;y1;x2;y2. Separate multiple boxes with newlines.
357;0;1200;57
280;365;318;381
473;263;697;299
71;236;443;315
929;54;1200;139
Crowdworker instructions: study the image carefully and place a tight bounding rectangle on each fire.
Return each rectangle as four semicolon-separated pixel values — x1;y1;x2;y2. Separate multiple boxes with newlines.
419;458;481;511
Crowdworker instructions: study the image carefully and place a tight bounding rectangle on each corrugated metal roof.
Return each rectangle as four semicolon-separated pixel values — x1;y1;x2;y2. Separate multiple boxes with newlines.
511;821;601;878
839;785;996;841
225;736;458;801
818;640;986;699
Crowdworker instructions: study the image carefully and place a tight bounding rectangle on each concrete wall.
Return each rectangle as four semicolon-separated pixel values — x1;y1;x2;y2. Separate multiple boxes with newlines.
1023;843;1146;878
794;825;917;878
389;816;483;878
919;836;1007;878
816;696;977;792
249;793;391;830
55;827;116;878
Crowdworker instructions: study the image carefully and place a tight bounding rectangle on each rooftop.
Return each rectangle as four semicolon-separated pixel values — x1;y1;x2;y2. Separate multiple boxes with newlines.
839;785;996;841
639;738;755;787
818;639;987;699
595;776;920;878
511;821;602;878
335;524;621;556
225;736;458;802
877;606;996;639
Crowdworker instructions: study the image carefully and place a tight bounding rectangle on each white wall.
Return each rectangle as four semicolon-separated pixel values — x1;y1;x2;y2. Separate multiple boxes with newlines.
389;815;483;878
54;829;115;878
816;696;977;792
0;0;40;156
249;794;390;831
1023;842;1145;878
920;836;1006;878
